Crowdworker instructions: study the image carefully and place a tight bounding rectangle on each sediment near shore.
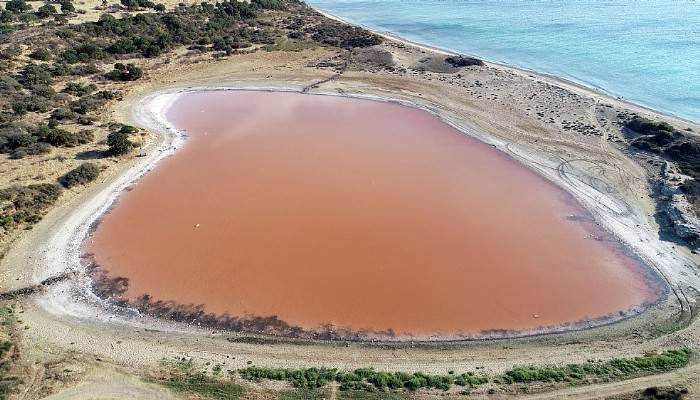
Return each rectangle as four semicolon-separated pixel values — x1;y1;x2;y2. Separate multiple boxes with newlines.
1;4;699;398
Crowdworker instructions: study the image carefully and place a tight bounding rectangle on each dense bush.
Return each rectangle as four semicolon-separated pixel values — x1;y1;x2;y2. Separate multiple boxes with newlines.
29;47;51;61
60;162;100;188
627;118;674;136
63;82;97;96
69;95;107;114
18;64;53;86
309;21;381;48
238;366;487;392
445;55;483;67
9;142;51;159
503;348;692;384
107;131;133;155
0;183;62;230
61;43;104;63
5;0;31;14
59;0;75;14
106;63;143;81
38;126;93;147
36;4;57;19
0;127;34;152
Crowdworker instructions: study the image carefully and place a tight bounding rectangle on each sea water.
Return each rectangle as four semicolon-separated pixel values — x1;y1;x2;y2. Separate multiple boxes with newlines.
307;0;700;123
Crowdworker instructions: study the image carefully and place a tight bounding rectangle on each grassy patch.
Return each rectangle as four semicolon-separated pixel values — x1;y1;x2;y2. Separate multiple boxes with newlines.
153;360;244;400
503;348;692;384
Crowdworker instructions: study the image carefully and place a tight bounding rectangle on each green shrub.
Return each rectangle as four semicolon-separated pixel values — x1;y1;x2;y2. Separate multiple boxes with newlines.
107;131;133;155
38;126;93;147
59;0;75;14
36;4;57;19
627;118;674;136
29;47;52;61
239;366;487;392
10;142;51;159
0;129;35;152
5;0;31;14
60;162;100;188
61;43;104;63
445;55;483;67
118;124;138;133
69;95;107;114
0;10;14;23
63;82;97;96
106;63;143;81
503;348;692;384
18;64;53;86
50;108;76;121
0;183;62;230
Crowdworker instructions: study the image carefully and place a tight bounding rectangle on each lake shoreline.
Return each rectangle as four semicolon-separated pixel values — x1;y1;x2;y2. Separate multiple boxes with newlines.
79;88;667;343
20;84;674;345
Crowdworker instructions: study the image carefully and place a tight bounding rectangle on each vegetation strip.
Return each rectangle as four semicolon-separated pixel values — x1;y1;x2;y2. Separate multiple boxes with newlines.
234;348;691;392
502;348;692;383
150;348;693;399
238;366;487;391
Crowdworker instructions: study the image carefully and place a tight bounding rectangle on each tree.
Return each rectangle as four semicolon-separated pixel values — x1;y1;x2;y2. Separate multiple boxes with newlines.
36;4;57;18
106;63;143;81
59;0;75;14
0;10;15;22
29;47;51;61
6;0;31;13
60;162;100;188
120;0;140;10
107;131;133;155
18;64;53;86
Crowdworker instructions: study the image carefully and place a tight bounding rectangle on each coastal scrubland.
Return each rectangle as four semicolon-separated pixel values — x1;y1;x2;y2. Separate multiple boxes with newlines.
0;0;698;398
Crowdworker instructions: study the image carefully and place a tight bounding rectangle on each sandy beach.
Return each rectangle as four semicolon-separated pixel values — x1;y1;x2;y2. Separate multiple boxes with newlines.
1;5;699;398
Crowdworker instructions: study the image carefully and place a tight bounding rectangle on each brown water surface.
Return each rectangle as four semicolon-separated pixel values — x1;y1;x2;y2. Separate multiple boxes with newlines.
87;91;656;338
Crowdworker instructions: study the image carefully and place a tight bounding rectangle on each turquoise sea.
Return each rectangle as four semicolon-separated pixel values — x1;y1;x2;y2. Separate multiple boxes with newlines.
306;0;700;122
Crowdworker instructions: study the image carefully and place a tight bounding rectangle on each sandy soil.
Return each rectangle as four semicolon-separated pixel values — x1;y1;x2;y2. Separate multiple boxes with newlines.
2;19;700;399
